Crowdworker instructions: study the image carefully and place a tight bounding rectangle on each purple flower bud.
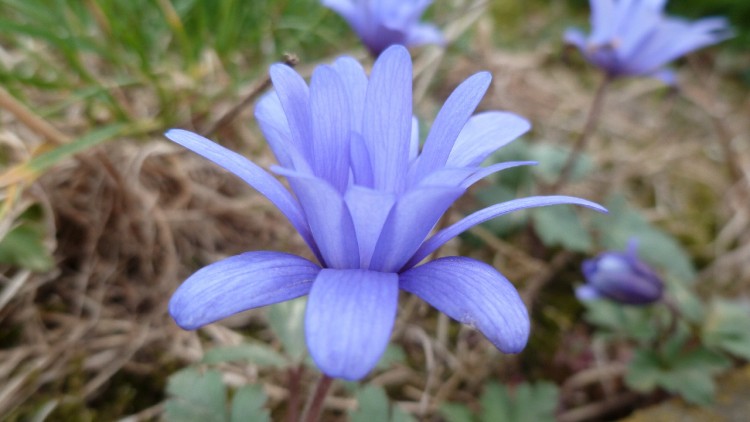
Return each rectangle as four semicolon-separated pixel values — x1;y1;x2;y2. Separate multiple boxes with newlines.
564;0;732;84
577;240;663;305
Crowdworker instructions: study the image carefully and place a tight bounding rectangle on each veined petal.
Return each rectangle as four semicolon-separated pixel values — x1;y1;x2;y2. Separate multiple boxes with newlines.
255;92;308;171
462;161;537;188
330;56;369;132
169;251;320;330
400;256;529;353
405;196;607;269
363;45;413;192
305;268;399;380
414;72;492;180
274;167;360;269
310;65;351;192
370;186;464;272
269;63;314;164
446;111;531;167
165;130;318;257
344;186;396;268
350;132;374;187
416;161;536;189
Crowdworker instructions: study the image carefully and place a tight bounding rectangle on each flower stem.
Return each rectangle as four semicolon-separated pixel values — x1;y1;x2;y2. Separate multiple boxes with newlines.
549;73;612;193
300;374;333;422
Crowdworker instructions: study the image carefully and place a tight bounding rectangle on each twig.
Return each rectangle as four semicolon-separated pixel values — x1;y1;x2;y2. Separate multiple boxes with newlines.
0;87;69;145
300;374;334;422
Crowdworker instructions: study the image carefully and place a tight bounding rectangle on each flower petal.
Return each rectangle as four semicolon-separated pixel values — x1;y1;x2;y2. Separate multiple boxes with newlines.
269;63;314;165
164;129;318;257
407;23;444;46
273;167;360;269
400;256;529;353
363;45;413;192
414;72;492;179
462;161;537;188
330;56;369;132
370;186;464;272
446;111;531;167
169;251;321;330
405;196;607;269
344;186;396;268
310;65;351;192
305;268;399;380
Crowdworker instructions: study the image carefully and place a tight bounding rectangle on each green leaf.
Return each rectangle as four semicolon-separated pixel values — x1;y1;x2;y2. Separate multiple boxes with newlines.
531;206;592;252
440;403;475;422
201;343;287;368
593;195;695;281
230;384;270;422
164;368;228;422
0;223;53;272
703;299;750;360
375;344;407;370
268;296;307;361
480;383;511;422
479;382;558;422
350;385;415;422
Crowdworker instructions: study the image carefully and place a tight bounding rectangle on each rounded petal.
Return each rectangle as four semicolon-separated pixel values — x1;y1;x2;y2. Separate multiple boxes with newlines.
305;268;399;380
406;196;607;269
406;23;444;47
446;111;531;167
169;251;321;330
399;256;529;353
310;66;351;192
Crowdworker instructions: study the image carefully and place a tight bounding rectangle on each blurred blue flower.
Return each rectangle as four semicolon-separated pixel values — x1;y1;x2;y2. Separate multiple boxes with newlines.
166;45;605;380
564;0;732;84
321;0;444;56
577;239;664;305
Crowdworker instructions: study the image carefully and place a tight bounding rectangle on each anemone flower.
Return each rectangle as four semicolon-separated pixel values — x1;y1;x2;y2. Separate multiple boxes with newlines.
564;0;732;84
577;239;663;305
165;45;606;381
321;0;444;56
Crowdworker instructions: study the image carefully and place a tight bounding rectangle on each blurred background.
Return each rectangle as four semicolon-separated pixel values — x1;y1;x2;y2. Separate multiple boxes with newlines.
0;0;748;420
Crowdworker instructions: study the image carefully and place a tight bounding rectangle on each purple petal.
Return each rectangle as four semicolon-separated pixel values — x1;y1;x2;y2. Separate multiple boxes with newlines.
330;56;368;133
413;72;492;179
407;23;444;46
164;129;318;257
169;251;320;330
350;132;374;187
405;196;607;269
274;167;360;269
362;45;413;192
462;161;538;188
589;0;616;42
575;285;602;302
446;111;531;167
564;28;587;50
310;65;351;192
370;186;464;272
269;63;314;164
305;268;399;380
344;186;396;268
400;257;529;353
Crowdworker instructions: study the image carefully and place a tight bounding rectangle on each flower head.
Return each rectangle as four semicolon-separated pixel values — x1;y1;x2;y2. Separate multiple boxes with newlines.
321;0;444;56
564;0;732;83
577;239;664;305
166;45;605;380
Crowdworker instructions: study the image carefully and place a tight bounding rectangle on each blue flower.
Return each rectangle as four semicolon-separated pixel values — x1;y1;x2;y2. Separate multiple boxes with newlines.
321;0;444;56
577;239;664;305
564;0;732;84
166;46;605;380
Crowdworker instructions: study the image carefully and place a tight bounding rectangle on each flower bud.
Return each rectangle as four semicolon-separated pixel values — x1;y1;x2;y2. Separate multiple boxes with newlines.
577;240;663;305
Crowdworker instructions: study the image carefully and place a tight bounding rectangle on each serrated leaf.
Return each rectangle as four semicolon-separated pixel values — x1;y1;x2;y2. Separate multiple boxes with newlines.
268;296;307;361
532;206;592;252
230;384;270;422
164;368;228;422
0;223;54;272
201;343;287;368
594;196;695;281
703;299;750;360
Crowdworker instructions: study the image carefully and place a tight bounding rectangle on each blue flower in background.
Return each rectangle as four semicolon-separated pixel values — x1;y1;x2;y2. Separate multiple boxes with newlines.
321;0;444;56
577;239;664;305
564;0;732;84
166;45;605;380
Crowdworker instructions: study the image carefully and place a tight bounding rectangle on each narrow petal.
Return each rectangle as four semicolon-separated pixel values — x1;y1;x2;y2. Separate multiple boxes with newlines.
273;167;360;269
414;72;492;180
400;257;529;353
589;0;616;43
254;92;308;170
362;45;413;192
370;186;464;272
416;161;536;189
165;130;318;257
169;251;320;330
563;28;587;50
330;56;369;132
405;196;607;269
575;285;602;301
310;66;351;192
350;132;374;187
407;23;444;46
461;161;537;188
269;63;314;164
344;186;396;268
305;268;399;380
446;111;531;167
